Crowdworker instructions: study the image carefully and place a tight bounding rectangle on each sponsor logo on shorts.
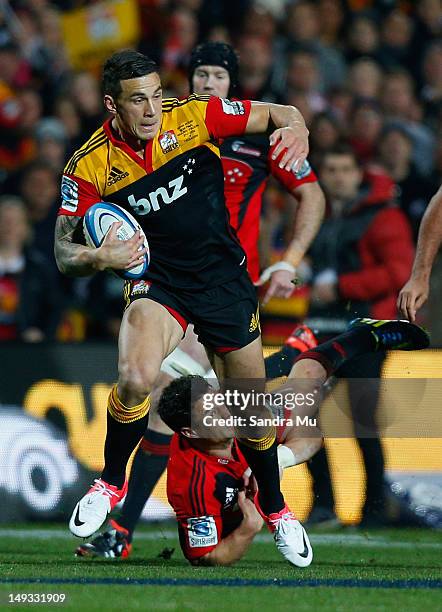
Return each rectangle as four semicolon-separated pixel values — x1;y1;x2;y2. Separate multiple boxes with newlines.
187;516;218;548
60;176;79;212
107;166;129;186
131;280;151;295
159;130;179;153
221;99;245;116
249;307;260;333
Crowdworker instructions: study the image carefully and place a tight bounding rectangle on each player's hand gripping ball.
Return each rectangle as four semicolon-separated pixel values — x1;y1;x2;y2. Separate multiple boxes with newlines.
83;202;149;279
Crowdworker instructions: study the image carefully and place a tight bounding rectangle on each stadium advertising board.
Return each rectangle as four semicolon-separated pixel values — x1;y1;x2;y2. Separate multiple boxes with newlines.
0;344;441;524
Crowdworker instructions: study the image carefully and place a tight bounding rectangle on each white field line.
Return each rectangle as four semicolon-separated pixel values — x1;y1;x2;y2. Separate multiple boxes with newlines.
0;529;440;549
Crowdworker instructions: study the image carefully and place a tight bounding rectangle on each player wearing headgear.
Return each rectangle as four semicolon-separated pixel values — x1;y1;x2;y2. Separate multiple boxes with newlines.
189;41;325;299
55;48;313;565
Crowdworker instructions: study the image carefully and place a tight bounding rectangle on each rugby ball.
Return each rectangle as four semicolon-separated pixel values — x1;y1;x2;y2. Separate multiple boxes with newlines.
83;202;149;280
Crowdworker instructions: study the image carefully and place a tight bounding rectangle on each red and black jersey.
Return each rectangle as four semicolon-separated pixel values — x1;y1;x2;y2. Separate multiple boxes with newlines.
167;433;249;561
220;134;318;282
167;420;288;561
58;95;252;291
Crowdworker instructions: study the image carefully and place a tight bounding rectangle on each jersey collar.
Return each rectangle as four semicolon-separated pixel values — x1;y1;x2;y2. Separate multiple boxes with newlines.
103;118;153;173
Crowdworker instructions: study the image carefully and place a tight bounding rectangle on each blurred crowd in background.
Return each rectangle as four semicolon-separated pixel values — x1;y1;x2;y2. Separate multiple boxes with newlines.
0;0;441;343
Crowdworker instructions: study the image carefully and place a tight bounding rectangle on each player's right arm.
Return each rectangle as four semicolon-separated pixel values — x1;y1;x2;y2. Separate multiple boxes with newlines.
198;96;308;173
398;185;442;321
192;492;263;567
54;216;146;277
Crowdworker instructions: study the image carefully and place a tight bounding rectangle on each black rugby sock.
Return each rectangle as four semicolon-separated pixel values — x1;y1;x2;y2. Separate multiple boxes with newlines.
237;439;284;516
118;430;171;541
101;412;149;489
295;327;377;377
101;387;150;489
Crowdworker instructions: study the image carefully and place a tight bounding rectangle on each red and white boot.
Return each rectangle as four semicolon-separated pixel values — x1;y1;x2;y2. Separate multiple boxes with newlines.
256;495;313;567
69;479;128;538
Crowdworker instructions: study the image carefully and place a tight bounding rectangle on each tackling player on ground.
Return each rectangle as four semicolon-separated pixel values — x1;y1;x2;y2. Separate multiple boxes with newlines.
55;48;313;565
77;318;429;564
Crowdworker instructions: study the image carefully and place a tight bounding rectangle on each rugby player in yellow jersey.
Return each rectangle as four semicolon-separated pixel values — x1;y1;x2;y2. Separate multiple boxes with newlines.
55;49;314;566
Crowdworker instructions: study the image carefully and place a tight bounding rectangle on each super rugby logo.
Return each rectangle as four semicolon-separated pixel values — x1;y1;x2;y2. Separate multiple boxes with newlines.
128;175;188;215
60;176;79;212
187;516;218;548
221;99;245;116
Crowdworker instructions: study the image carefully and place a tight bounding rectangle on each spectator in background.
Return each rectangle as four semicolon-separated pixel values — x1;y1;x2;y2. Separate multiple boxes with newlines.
0;195;61;342
377;9;414;71
285;49;326;113
345;14;380;64
328;86;354;124
34;117;68;173
348;99;384;164
70;72;105;141
412;0;442;67
161;7;199;96
0;43;35;175
381;69;435;175
377;125;434;241
420;42;442;126
348;57;383;100
318;0;346;49
237;35;279;102
54;95;83;153
284;0;347;92
309;111;343;169
303;144;414;527
19;160;59;267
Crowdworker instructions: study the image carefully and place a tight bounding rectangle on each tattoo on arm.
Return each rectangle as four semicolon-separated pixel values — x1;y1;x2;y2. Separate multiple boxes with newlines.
54;215;96;276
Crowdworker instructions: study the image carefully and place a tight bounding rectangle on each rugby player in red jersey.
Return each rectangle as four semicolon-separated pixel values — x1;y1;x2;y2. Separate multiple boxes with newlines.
78;322;429;563
74;43;325;560
57;48;313;564
77;318;429;565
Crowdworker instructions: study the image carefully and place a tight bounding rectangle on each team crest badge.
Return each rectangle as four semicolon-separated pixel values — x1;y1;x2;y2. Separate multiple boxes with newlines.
131;280;151;295
159;130;179;153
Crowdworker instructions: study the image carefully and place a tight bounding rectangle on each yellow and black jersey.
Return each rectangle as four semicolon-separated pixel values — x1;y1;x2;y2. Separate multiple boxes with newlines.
59;95;252;290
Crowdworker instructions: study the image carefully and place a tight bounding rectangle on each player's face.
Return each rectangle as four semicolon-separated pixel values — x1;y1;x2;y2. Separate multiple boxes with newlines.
111;73;163;142
192;65;230;98
320;154;363;200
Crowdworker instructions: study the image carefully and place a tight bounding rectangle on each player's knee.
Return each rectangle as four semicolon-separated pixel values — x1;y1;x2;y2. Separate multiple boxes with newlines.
118;361;159;403
291;358;326;383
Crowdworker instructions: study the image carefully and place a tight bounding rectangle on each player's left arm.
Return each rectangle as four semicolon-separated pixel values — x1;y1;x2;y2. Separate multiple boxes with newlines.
258;180;326;305
246;102;309;173
191;492;263;567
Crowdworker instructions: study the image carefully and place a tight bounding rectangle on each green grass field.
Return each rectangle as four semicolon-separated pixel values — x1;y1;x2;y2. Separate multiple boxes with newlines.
0;523;441;611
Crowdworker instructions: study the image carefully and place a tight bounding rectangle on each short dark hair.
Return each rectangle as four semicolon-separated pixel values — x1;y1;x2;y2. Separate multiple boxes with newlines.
102;49;159;99
321;142;359;165
158;375;210;433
